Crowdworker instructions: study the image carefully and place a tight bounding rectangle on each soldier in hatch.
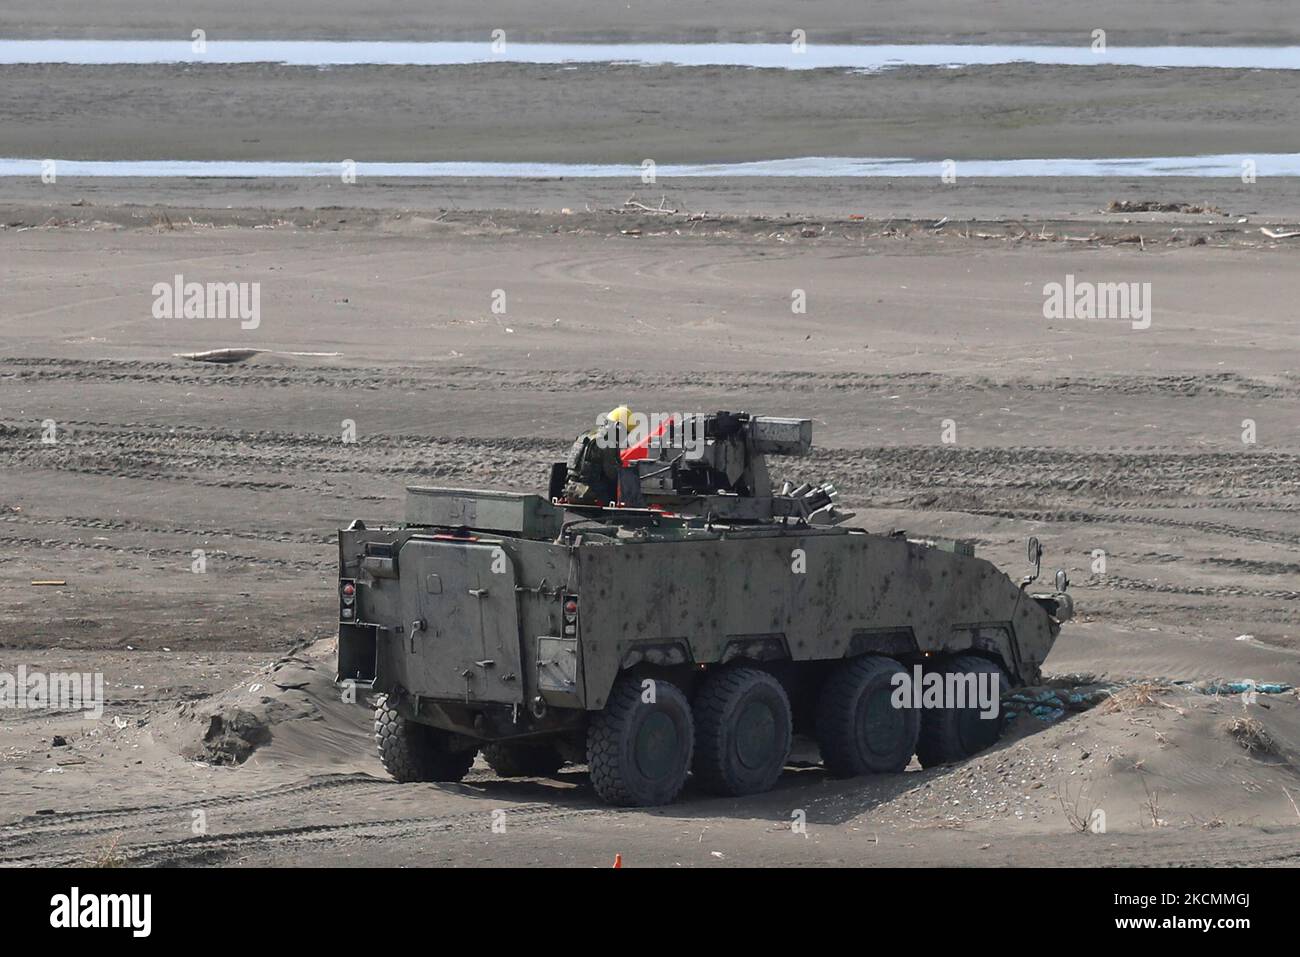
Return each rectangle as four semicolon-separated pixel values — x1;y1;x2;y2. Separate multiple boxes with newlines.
562;405;633;505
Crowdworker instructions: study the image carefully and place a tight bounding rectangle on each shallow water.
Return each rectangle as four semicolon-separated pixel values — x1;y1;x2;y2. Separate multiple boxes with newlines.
3;155;1297;178
1;40;1298;70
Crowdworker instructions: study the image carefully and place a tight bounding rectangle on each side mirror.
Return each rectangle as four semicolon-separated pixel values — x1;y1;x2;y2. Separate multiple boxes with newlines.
1055;569;1069;592
1020;536;1043;588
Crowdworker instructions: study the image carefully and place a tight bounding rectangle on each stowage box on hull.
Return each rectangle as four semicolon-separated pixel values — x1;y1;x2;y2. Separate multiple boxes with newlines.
404;487;562;539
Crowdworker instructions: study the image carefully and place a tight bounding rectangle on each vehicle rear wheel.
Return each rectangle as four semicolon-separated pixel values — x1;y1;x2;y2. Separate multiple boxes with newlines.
482;740;566;778
692;667;792;796
587;676;694;806
816;656;919;776
916;654;1008;768
374;694;476;783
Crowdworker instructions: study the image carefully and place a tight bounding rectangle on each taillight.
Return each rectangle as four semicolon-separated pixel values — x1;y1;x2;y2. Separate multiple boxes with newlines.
562;595;578;636
341;580;357;620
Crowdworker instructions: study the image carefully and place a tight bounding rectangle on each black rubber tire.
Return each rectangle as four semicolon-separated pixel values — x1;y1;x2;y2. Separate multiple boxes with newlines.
374;694;476;783
587;676;694;806
481;740;566;778
916;655;1008;769
692;667;793;796
816;656;920;776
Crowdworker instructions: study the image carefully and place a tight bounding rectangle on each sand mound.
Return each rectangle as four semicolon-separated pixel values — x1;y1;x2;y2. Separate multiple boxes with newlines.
868;681;1300;832
165;640;375;771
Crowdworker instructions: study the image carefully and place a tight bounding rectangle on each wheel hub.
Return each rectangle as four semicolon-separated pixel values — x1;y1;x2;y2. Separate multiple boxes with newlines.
859;684;905;758
735;699;777;770
634;711;679;780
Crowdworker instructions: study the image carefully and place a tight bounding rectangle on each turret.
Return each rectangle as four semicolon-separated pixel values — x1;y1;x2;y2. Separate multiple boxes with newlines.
555;411;850;525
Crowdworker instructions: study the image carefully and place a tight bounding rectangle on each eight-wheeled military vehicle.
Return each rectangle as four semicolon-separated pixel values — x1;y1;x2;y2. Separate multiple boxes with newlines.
337;411;1072;805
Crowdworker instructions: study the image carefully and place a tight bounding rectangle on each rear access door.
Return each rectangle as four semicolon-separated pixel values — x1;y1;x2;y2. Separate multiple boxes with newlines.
394;539;524;705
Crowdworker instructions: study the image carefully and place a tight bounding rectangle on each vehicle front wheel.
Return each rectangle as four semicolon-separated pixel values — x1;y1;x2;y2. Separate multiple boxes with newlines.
587;676;694;806
916;655;1008;768
374;694;476;783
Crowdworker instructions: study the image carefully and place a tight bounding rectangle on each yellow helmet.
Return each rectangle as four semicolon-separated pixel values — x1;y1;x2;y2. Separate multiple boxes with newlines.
606;405;633;430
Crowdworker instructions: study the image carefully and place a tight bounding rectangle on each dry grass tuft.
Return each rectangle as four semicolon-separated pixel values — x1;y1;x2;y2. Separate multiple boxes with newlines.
87;835;126;868
1056;780;1104;834
1101;681;1183;715
1223;716;1278;755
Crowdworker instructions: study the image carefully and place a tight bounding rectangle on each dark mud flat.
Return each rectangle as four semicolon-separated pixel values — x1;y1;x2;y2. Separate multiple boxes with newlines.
4;61;1300;165
4;177;1300;223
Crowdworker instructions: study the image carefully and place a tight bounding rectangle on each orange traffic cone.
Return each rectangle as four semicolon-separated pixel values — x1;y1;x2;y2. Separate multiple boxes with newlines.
612;853;622;869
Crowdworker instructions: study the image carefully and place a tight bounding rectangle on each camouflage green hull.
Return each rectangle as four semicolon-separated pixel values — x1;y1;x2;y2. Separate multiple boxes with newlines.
338;508;1070;741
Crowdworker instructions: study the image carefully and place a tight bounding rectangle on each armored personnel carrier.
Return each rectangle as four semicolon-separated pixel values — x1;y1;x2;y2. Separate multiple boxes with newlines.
337;411;1072;806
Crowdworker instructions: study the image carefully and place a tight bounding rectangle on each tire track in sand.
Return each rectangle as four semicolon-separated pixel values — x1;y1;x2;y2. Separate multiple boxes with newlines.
4;357;1299;400
0;773;393;851
2;800;613;867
